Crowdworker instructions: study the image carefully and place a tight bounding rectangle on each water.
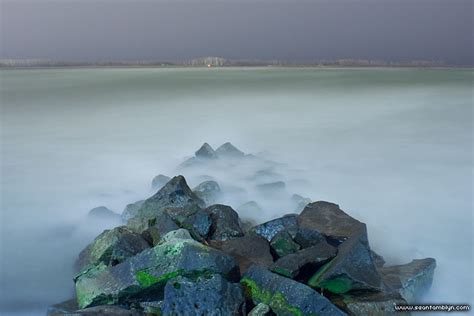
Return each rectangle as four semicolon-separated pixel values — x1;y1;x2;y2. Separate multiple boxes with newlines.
0;67;472;314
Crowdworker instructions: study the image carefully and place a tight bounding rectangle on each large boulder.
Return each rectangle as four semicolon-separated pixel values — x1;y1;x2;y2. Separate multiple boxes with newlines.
151;174;171;191
121;200;145;222
74;237;239;309
241;265;347;316
249;214;298;242
126;175;205;232
205;204;244;241
193;180;222;206
271;241;337;279
381;258;436;303
162;274;244;315
76;226;150;274
215;142;245;158
210;235;274;274
195;142;217;159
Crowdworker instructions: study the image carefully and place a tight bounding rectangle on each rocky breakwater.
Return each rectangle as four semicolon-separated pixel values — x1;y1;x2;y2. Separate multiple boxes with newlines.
48;143;436;316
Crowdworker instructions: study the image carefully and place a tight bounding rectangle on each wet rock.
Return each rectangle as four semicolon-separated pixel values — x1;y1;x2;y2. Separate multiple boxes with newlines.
241;265;347;316
210;235;273;274
215;142;245;158
195;142;217;159
88;206;121;221
334;292;410;316
193;180;222;206
381;258;436;303
237;201;262;214
371;250;386;268
128;211;179;235
121;200;145;222
291;194;312;213
46;299;78;315
74;238;239;309
160;228;193;243
271;241;337;279
127;175;205;232
206;204;244;241
249;214;298;242
138;301;162;314
76;226;150;274
162;274;244;315
297;201;366;246
248;303;271;316
308;233;383;294
269;231;300;258
151;174;171;191
256;181;286;196
163;207;212;239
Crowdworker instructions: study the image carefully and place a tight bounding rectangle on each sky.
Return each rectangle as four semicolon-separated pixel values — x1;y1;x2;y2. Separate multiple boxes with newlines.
0;0;473;65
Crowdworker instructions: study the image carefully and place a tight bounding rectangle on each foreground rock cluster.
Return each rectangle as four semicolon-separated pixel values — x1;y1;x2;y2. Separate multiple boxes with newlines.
48;143;436;316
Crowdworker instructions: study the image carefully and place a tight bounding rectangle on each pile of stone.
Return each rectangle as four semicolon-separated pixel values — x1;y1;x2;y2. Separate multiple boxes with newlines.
49;144;435;316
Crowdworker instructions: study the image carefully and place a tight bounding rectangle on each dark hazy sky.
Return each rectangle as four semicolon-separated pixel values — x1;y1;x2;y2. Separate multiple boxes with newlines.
1;0;473;65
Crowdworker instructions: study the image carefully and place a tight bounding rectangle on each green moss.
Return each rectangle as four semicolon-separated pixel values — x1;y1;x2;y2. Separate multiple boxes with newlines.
270;292;305;316
272;267;293;278
136;269;184;288
272;237;300;257
317;275;353;294
240;277;272;304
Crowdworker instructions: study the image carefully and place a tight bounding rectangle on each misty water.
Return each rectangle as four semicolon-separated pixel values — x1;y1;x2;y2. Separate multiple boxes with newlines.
0;67;472;315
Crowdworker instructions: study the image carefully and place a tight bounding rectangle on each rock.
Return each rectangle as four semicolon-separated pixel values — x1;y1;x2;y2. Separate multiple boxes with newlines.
210;235;273;274
269;231;300;258
76;226;150;274
371;250;386;268
206;204;244;241
121;200;145;222
47;299;144;315
334;292;410;316
307;233;383;294
215;142;245;158
297;201;365;246
88;206;121;221
241;265;347;316
240;217;258;234
381;258;436;303
128;211;179;235
291;194;312;213
256;181;286;195
74;238;239;309
195;142;217;159
271;241;336;279
237;201;262;214
151;174;171;191
249;214;298;242
248;303;271;316
162;274;244;315
163;207;212;239
193;180;222;206
250;169;281;183
127;175;205;232
138;301;162;314
160;228;193;243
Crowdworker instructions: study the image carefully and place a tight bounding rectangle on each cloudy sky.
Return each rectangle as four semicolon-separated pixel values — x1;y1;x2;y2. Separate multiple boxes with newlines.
1;0;472;64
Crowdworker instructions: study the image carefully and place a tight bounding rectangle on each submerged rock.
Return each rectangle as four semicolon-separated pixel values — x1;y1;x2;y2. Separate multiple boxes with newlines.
88;206;121;221
195;142;217;159
121;200;145;222
237;201;262;214
256;181;286;196
74;238;239;309
162;274;244;315
76;226;150;274
193;180;222;206
210;235;273;274
271;241;337;279
127;175;205;232
151;174;171;191
381;258;436;303
215;142;245;158
206;204;244;241
249;214;298;242
242;265;347;316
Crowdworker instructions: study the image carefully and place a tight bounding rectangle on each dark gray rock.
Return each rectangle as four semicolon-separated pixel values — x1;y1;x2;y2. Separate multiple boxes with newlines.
122;200;145;222
307;233;383;294
195;142;217;159
74;238;239;309
88;206;121;221
210;235;273;274
151;174;171;191
162;274;244;316
215;142;245;158
206;204;244;241
76;226;150;274
269;230;300;258
163;207;212;239
249;214;298;242
129;211;180;236
242;265;347;316
371;250;386;268
271;241;337;279
381;258;436;303
126;175;205;233
193;180;222;206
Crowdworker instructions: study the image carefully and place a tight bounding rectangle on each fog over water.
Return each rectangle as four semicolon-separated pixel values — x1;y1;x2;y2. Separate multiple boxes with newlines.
0;68;472;314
